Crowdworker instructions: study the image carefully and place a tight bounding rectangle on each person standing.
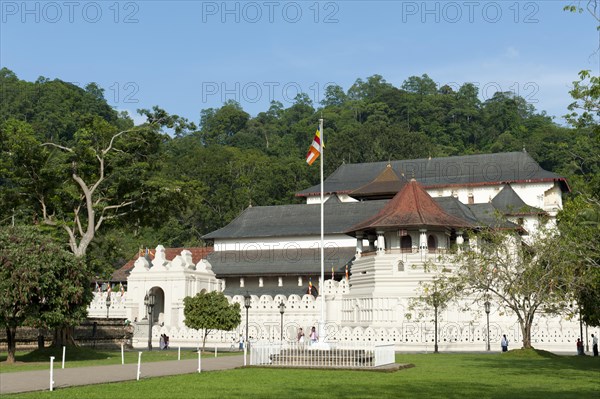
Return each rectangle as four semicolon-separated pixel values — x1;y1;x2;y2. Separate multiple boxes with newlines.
577;338;584;355
310;326;318;344
238;334;244;350
592;334;598;357
297;328;305;345
501;334;509;352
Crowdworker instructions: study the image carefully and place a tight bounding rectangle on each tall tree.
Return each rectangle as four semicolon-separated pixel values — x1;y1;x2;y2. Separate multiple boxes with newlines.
441;229;586;349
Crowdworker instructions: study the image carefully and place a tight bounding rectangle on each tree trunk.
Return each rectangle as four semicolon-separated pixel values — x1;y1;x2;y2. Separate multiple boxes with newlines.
6;326;17;364
202;329;209;353
520;321;532;349
52;326;77;347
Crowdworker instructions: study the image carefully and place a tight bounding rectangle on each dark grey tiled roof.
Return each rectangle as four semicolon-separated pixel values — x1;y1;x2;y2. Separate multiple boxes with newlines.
491;184;545;215
467;203;521;229
203;201;387;239
208;247;355;277
434;197;480;226
297;151;567;196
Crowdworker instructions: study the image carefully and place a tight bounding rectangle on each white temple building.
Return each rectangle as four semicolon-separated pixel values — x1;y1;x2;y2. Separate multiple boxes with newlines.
94;151;586;352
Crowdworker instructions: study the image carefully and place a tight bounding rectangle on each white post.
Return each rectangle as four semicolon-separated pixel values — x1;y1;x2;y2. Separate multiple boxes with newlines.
178;346;181;361
121;343;124;365
136;352;142;381
61;346;66;369
49;356;55;391
318;117;325;341
197;350;202;373
244;344;247;366
214;346;217;357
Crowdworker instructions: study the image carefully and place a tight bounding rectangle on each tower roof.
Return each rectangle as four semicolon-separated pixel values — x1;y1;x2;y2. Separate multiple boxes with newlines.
350;164;408;200
348;179;473;233
491;184;545;215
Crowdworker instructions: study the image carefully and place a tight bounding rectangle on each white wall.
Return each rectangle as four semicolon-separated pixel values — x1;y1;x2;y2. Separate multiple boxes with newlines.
215;235;356;251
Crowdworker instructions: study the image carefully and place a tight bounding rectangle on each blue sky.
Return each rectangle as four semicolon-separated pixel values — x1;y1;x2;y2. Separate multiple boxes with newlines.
1;1;598;125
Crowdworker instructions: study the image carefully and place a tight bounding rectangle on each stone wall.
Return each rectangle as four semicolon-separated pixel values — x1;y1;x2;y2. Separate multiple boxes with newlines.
0;318;132;350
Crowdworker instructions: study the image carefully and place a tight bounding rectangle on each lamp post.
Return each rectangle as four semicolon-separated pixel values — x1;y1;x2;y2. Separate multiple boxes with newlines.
279;301;285;342
432;291;440;354
579;305;585;354
484;300;491;351
244;293;251;349
105;292;111;319
144;292;156;351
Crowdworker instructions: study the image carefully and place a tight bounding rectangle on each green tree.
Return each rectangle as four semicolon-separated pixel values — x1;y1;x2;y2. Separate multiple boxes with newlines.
558;196;600;326
410;272;458;353
199;100;250;145
446;229;586;349
0;226;93;361
183;291;241;351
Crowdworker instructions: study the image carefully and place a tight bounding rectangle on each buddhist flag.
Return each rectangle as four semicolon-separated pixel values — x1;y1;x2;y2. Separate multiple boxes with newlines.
305;128;322;166
331;266;335;280
308;277;313;295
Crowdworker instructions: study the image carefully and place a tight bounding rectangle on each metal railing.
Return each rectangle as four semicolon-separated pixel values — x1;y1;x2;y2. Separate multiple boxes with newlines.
250;341;395;368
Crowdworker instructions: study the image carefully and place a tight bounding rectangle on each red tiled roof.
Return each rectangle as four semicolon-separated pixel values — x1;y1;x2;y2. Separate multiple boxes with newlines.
110;247;214;281
348;179;473;233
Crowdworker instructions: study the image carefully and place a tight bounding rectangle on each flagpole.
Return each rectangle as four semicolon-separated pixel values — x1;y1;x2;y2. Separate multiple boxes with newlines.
319;117;325;342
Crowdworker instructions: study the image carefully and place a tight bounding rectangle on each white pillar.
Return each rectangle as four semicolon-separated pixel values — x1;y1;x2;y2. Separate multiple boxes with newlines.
298;276;303;286
376;231;385;254
240;277;245;288
456;231;464;254
356;232;364;255
419;229;427;253
259;277;264;288
470;236;478;252
278;277;283;287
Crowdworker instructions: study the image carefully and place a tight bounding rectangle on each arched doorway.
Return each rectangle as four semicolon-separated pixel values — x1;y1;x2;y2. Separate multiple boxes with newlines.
149;287;165;324
400;235;412;253
427;235;437;253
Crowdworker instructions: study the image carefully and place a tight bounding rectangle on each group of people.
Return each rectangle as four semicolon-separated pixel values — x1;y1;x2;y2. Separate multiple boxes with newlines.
296;326;319;345
159;333;169;350
577;334;598;356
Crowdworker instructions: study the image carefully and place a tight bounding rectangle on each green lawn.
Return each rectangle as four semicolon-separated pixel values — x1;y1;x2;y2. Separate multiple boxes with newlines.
0;347;240;373
4;349;600;398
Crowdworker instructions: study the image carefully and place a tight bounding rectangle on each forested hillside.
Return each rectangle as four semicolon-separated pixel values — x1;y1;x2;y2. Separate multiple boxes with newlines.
1;68;597;277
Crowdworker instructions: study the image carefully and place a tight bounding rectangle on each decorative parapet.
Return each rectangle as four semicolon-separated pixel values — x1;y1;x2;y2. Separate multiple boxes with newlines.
87;291;127;318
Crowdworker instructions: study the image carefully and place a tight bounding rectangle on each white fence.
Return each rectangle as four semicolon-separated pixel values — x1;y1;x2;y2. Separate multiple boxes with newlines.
250;341;395;368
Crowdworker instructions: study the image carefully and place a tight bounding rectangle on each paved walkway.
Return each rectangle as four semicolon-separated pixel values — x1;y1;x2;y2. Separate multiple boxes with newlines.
0;354;245;395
